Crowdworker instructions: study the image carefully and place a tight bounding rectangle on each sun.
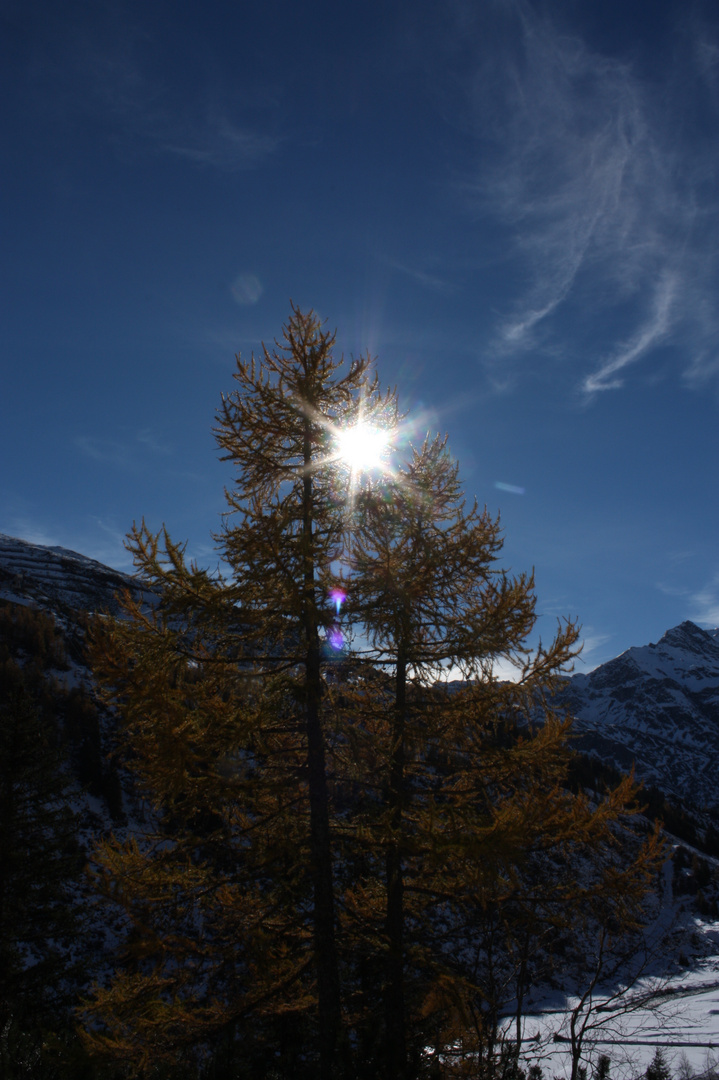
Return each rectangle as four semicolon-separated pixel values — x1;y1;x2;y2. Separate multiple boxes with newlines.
334;421;391;474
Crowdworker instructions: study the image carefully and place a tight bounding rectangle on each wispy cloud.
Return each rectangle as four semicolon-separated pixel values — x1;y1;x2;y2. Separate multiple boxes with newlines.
384;257;456;295
689;571;719;628
43;15;282;171
0;518;59;549
582;271;676;393
695;33;719;100
656;568;719;629
448;0;719;394
75;428;172;469
231;273;264;306
135;428;173;455
157;113;281;171
575;630;613;670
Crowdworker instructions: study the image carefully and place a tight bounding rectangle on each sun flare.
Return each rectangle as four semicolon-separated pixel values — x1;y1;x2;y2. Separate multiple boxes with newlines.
334;421;391;474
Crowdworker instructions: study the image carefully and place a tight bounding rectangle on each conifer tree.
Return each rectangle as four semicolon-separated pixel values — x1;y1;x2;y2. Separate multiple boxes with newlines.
85;309;663;1080
85;307;396;1078
341;437;663;1079
339;436;573;1076
646;1049;672;1080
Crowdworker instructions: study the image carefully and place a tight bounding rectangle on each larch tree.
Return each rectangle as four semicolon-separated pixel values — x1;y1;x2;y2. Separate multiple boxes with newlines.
84;308;663;1080
339;436;663;1079
340;435;574;1077
84;307;396;1079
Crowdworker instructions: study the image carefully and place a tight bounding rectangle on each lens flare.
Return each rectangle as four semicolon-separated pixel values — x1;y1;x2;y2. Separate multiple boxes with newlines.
335;422;391;473
329;588;347;615
328;625;344;650
230;273;263;305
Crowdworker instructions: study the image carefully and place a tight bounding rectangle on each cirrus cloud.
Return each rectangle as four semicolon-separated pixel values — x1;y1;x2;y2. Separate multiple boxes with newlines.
448;0;719;398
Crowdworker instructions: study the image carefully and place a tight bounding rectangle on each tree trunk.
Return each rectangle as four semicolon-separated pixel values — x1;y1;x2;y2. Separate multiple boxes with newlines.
385;646;408;1079
303;432;341;1080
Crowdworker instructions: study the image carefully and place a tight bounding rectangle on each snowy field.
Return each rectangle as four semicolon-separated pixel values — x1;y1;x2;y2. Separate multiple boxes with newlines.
520;935;719;1079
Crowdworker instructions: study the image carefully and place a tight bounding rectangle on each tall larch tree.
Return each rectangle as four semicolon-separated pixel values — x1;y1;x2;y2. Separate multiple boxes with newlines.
342;435;573;1077
341;436;662;1079
84;309;662;1080
85;307;396;1079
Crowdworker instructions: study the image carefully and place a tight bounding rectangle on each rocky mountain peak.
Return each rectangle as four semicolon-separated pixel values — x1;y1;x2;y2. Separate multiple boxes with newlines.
657;619;719;660
562;619;719;810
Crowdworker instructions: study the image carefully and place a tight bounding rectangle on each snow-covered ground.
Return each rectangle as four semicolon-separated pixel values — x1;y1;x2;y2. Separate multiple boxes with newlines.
521;935;719;1079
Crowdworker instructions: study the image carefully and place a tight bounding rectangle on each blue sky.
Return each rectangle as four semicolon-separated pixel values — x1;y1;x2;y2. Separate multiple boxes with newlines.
2;0;719;669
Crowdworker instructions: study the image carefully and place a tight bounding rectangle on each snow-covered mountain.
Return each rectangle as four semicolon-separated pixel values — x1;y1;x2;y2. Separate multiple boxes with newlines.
561;621;719;811
0;532;137;616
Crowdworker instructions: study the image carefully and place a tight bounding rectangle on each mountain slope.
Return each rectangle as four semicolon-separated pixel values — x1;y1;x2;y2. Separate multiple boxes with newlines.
0;534;140;822
562;621;719;810
0;533;136;617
